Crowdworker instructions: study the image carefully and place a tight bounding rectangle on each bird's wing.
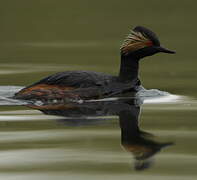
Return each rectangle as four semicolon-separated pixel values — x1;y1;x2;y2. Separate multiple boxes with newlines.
30;71;113;88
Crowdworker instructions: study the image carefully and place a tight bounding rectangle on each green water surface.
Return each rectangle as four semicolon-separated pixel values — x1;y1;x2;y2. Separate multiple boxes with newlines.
0;0;196;179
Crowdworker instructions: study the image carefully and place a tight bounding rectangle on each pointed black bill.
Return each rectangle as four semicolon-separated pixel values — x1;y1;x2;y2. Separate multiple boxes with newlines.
160;142;174;149
157;46;176;54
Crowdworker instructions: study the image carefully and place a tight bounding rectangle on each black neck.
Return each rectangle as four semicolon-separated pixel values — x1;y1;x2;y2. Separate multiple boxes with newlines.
119;107;141;142
119;54;140;82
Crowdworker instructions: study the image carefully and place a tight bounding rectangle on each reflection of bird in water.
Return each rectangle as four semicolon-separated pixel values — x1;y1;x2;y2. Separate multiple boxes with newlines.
118;105;173;170
13;26;175;108
28;97;174;171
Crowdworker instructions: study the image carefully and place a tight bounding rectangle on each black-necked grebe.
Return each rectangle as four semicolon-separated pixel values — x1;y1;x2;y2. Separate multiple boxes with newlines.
14;26;175;104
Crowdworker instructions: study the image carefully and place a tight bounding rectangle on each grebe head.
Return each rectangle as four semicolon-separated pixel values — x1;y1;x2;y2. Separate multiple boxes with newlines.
121;26;175;59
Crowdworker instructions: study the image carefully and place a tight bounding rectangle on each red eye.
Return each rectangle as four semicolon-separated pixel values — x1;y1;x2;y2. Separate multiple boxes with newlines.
145;41;153;46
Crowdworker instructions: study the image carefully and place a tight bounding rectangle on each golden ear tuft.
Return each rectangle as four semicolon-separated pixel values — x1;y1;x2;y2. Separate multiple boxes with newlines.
120;30;153;55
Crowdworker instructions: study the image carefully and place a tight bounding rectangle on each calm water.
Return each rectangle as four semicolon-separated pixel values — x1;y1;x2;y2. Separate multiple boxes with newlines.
0;0;197;179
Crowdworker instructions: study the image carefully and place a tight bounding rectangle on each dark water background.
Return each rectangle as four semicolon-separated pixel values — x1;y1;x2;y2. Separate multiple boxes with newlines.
0;0;196;179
